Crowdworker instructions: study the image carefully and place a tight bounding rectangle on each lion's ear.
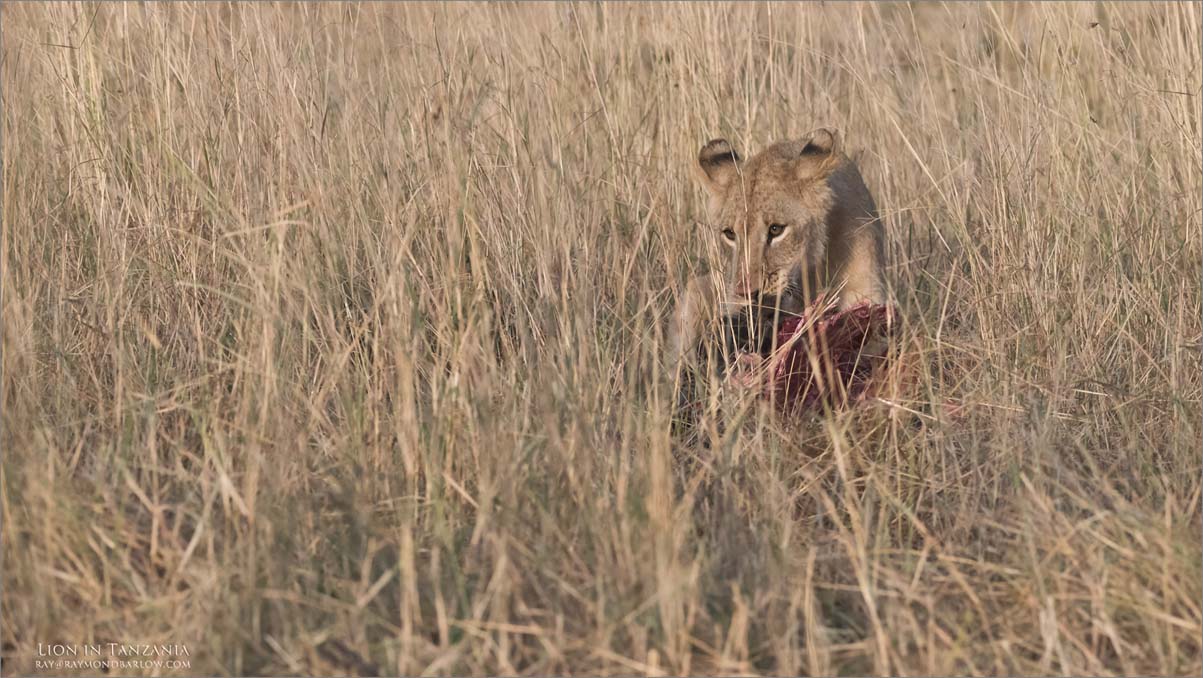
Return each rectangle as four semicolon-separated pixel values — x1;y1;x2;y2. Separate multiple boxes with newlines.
795;128;841;181
799;127;840;156
696;139;741;195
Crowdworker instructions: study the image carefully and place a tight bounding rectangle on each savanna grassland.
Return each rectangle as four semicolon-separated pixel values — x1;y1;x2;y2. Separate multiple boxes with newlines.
2;2;1201;675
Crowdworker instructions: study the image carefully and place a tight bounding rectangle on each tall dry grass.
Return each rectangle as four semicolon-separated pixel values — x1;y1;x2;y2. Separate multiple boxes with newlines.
2;2;1200;675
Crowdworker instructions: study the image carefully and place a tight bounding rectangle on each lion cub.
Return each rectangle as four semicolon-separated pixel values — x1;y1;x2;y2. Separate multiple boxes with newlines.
669;128;886;370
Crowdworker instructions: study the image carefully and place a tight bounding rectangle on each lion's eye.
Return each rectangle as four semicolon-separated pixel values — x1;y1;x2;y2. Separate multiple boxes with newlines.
721;228;736;242
767;223;787;239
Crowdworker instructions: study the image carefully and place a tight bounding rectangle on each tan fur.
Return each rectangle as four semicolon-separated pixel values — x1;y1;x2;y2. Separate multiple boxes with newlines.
670;128;886;370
